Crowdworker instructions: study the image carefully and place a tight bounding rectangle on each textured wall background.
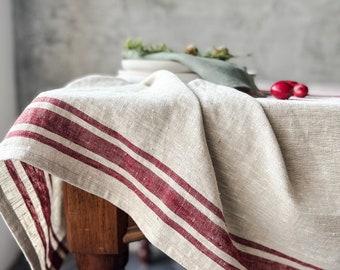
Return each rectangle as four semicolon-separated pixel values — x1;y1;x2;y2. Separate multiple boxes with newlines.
0;2;21;270
13;0;340;110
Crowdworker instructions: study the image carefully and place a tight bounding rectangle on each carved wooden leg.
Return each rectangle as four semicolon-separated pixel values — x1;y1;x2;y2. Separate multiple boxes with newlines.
63;182;129;270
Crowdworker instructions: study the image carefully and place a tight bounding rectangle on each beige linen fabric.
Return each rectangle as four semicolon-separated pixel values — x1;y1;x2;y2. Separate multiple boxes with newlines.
189;80;340;269
0;71;339;269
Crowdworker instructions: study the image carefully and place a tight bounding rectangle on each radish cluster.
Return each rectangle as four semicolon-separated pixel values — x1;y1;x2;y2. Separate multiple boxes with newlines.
270;80;308;100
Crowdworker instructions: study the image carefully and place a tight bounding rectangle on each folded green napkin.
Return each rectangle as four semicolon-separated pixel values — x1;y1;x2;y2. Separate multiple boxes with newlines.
123;51;264;97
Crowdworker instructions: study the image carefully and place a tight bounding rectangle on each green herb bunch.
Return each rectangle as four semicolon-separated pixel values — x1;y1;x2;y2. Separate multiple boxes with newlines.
204;47;234;61
124;38;172;56
123;38;235;61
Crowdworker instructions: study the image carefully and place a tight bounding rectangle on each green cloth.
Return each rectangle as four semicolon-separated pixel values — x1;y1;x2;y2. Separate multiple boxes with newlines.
123;51;264;97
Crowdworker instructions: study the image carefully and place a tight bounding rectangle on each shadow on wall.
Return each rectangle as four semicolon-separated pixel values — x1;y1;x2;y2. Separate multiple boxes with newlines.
0;1;21;269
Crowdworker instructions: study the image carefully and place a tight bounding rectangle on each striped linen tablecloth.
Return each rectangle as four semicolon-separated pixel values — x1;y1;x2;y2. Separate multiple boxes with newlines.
1;71;340;270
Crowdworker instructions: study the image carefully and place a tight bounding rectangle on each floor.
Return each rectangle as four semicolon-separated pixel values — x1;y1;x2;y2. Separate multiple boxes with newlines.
10;242;185;270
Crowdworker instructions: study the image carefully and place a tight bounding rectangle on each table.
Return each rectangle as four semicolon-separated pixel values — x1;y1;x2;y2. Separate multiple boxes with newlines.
63;182;145;269
1;72;340;270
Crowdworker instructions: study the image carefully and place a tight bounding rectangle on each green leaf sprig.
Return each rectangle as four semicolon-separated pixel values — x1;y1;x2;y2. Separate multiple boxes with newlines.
124;38;172;56
124;38;236;61
204;47;234;61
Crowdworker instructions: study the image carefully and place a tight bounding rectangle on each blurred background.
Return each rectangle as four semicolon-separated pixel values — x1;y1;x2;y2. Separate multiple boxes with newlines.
11;0;340;110
1;0;340;269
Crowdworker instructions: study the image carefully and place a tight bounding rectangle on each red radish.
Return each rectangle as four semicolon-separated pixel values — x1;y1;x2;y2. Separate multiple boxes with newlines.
270;81;293;99
285;80;298;87
293;83;309;98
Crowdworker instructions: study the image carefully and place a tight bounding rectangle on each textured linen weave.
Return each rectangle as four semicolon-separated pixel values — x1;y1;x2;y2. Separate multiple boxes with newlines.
0;71;340;270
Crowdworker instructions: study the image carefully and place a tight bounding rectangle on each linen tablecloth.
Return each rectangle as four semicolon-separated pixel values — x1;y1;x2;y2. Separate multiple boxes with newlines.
0;71;340;270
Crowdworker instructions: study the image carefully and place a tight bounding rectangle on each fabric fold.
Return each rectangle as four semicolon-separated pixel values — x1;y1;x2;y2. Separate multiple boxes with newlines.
123;51;263;96
0;71;339;270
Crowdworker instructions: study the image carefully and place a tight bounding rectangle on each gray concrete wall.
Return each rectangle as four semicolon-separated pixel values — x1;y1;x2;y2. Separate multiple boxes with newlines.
13;0;340;110
0;2;21;269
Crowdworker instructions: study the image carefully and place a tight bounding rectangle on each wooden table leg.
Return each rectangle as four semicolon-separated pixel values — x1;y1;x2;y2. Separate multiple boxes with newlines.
63;182;129;270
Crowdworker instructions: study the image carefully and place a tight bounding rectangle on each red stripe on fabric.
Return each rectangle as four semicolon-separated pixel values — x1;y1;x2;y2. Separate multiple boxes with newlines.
10;108;241;260
8;129;320;269
4;160;63;270
21;162;68;256
9;100;321;269
7;130;238;269
237;251;300;270
230;234;323;270
32;96;224;220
